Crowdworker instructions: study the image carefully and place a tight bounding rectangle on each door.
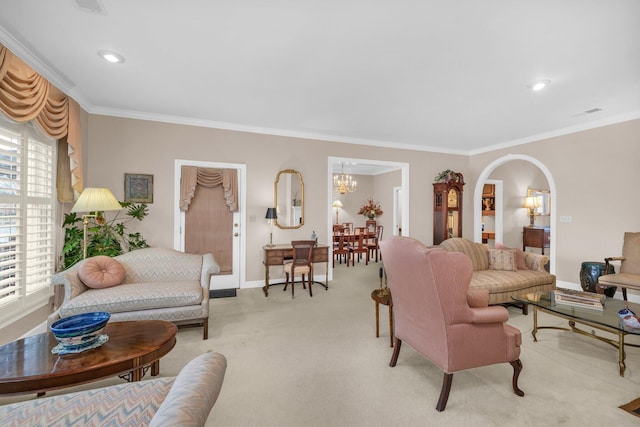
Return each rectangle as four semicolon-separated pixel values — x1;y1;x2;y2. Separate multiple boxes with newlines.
174;160;245;290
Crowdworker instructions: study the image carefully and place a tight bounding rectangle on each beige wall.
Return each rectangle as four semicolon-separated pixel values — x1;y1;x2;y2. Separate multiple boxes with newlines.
87;115;639;287
86;115;467;284
469;118;640;291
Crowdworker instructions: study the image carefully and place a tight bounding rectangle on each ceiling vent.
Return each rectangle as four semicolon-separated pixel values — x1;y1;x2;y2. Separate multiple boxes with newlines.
74;0;107;15
585;108;603;114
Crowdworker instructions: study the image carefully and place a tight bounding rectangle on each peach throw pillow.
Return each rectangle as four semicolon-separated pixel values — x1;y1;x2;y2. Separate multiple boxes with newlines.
496;242;528;270
78;256;125;289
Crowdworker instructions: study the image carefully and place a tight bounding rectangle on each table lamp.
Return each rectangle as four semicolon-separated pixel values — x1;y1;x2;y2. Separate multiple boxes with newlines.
523;196;540;227
332;199;343;224
71;188;123;258
265;208;277;247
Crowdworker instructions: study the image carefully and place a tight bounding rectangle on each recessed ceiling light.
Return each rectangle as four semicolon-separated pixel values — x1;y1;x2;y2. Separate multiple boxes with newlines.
528;80;550;91
98;50;125;64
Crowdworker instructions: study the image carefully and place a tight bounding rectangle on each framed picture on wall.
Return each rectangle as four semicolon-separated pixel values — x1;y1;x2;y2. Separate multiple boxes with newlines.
124;173;153;203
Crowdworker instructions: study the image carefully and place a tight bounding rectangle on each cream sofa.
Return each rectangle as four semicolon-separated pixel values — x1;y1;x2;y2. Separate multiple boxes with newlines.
0;352;226;427
439;238;556;314
50;248;220;339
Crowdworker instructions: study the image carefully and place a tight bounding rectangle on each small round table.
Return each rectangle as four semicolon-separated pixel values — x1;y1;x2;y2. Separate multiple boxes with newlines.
371;288;393;347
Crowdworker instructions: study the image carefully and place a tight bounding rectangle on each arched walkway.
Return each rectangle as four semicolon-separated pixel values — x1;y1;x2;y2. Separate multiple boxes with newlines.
473;154;557;274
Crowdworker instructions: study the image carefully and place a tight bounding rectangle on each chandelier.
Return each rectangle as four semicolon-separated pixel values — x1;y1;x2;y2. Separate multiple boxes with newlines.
334;164;357;194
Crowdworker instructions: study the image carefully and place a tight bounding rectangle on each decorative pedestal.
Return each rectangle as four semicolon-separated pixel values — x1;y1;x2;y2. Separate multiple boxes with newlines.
580;261;615;297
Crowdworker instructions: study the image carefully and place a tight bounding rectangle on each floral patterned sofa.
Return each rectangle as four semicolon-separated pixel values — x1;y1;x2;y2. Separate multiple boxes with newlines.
49;248;220;339
0;352;226;427
439;238;556;314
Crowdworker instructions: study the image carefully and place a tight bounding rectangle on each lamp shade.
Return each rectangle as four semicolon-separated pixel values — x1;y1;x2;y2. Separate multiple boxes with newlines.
265;208;277;220
71;188;122;213
332;200;343;208
523;196;540;209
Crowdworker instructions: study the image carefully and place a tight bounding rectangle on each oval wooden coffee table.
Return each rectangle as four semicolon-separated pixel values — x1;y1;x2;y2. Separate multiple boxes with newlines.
0;320;177;395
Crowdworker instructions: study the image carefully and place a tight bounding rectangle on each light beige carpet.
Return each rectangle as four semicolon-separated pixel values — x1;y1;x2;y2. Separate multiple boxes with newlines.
3;261;640;426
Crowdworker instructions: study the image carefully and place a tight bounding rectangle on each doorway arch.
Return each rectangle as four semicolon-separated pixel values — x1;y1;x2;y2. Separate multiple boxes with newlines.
473;154;557;274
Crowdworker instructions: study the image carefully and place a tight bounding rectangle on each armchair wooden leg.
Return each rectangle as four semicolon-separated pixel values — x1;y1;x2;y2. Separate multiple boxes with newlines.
436;373;453;412
389;337;402;367
623;288;628;301
510;359;525;397
203;320;208;340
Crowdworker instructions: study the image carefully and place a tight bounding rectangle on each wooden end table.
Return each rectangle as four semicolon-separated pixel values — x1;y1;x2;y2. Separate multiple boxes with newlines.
371;289;393;347
0;320;177;396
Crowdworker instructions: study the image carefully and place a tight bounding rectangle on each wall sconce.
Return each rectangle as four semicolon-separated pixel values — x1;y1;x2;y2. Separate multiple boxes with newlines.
523;196;540;227
71;187;122;259
332;199;343;224
265;208;277;247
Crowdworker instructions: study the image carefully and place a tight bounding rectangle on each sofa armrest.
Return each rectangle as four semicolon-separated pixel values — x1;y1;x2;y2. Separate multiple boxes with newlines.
149;352;227;427
51;264;88;302
523;252;549;272
201;253;221;289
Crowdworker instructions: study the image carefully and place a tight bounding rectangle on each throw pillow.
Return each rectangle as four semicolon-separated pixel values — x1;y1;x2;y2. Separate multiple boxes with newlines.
488;248;518;272
495;242;528;270
78;256;126;289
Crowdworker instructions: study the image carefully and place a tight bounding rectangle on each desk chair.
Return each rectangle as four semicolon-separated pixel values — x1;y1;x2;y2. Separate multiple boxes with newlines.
283;240;315;298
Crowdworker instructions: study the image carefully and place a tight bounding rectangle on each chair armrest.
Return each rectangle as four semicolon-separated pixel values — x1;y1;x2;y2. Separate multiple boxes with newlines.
604;257;625;273
201;253;221;289
467;289;489;308
469;306;509;324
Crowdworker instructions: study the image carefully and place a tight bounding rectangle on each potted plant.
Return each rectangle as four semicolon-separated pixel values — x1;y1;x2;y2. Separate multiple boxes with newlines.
358;198;383;219
60;202;150;270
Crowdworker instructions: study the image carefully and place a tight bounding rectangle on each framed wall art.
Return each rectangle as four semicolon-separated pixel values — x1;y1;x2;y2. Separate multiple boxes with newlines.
124;173;154;203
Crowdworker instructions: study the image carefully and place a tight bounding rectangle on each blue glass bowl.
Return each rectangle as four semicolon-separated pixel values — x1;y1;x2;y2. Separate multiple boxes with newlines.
50;312;110;350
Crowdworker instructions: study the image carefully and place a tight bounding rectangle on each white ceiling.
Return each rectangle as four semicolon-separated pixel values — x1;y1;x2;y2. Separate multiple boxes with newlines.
0;0;639;156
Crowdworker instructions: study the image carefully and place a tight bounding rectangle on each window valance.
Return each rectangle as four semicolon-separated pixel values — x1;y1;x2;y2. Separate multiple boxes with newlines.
180;166;238;212
0;43;83;200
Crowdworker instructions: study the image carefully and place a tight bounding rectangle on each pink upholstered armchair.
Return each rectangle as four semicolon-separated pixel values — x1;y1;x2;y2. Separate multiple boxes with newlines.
379;236;524;411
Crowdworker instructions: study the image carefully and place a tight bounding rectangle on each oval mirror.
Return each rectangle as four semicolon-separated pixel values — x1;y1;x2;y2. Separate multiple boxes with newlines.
274;169;304;229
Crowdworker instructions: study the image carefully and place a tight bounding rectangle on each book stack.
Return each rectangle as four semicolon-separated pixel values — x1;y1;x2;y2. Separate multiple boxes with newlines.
553;289;604;311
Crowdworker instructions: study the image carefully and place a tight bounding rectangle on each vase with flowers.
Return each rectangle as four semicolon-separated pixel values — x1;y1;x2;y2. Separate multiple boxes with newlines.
358;198;383;219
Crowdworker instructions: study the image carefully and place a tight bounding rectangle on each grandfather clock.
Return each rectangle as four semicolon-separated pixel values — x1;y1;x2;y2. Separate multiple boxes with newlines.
433;172;464;245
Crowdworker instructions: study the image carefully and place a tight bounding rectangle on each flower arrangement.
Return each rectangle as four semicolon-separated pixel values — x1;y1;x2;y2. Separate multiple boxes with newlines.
358;198;383;219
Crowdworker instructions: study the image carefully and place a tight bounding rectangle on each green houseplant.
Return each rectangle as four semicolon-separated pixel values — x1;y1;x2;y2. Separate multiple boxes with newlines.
61;202;150;270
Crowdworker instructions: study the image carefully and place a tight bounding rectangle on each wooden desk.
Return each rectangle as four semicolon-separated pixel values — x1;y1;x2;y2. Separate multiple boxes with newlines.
263;244;329;296
523;226;550;255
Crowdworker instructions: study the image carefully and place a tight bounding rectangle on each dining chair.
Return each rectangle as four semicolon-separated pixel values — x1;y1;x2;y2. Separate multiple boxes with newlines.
341;222;353;235
351;227;369;265
367;225;384;262
283;240;315;298
333;233;352;267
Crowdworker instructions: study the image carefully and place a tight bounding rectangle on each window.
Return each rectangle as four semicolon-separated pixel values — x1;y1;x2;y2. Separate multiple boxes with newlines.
0;121;55;328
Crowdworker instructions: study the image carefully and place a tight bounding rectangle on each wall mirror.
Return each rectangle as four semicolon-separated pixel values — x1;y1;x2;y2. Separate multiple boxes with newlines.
274;169;304;229
527;188;551;216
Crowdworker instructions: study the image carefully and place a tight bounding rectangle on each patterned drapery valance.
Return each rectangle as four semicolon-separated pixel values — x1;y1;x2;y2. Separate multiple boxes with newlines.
0;43;83;200
180;166;238;212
